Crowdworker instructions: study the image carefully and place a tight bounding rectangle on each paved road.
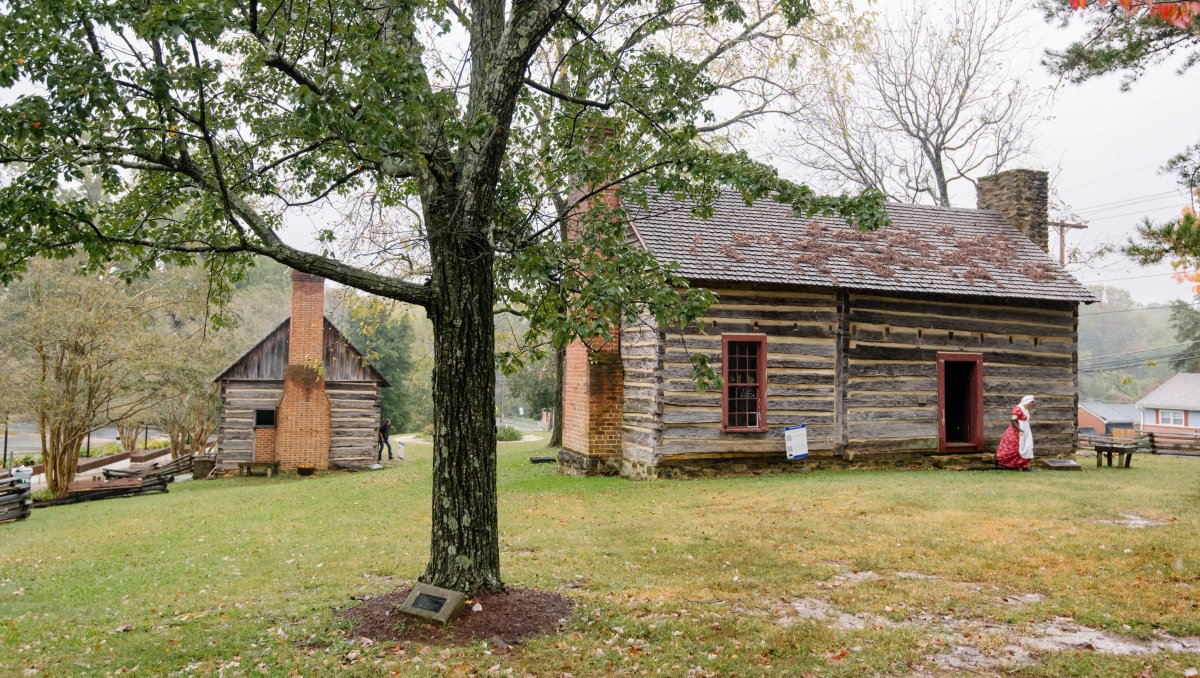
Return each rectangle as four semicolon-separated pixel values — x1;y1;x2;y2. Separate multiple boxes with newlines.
2;422;162;464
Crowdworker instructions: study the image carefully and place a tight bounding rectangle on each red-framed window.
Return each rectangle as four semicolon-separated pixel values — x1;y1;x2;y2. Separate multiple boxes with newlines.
722;334;767;433
937;352;984;452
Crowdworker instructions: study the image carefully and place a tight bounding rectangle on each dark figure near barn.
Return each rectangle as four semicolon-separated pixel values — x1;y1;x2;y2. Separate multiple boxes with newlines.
378;419;393;461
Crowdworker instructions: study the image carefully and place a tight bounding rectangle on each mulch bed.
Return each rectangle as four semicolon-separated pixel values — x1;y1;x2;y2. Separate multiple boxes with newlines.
344;587;575;647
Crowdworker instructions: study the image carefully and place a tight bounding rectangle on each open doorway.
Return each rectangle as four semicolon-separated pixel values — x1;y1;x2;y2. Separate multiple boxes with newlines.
937;353;983;452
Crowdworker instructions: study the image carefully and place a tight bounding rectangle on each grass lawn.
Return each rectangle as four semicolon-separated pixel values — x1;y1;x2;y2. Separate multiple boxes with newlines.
3;436;1199;676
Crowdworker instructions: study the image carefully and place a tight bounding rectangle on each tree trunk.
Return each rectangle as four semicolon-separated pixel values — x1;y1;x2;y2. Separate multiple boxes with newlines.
45;425;83;497
550;345;564;447
420;213;503;594
116;420;142;456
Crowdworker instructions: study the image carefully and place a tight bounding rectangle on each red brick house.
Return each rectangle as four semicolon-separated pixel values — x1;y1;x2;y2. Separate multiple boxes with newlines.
1136;373;1200;434
214;271;389;471
560;170;1096;478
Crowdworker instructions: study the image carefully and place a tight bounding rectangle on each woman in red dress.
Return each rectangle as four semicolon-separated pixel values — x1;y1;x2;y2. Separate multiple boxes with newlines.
996;395;1036;471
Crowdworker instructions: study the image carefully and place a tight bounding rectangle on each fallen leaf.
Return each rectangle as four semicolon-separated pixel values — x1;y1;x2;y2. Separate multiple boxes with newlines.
112;624;132;634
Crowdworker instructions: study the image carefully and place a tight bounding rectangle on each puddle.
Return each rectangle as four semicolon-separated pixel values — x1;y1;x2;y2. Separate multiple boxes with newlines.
1098;513;1168;529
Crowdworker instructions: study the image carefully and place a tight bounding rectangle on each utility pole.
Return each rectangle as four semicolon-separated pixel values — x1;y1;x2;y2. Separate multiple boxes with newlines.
1049;221;1088;265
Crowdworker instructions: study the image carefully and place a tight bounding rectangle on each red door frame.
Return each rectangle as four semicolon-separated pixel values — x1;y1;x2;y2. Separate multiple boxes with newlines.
937;352;984;452
721;334;768;433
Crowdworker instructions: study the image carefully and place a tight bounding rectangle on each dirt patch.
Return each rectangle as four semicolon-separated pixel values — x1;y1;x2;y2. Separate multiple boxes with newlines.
894;571;942;580
1098;513;1169;529
775;596;1200;672
1001;593;1044;607
344;587;575;647
1026;618;1200;655
777;597;894;631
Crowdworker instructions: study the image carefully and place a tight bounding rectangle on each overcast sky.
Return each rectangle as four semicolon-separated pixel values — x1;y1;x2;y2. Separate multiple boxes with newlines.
1012;10;1200;306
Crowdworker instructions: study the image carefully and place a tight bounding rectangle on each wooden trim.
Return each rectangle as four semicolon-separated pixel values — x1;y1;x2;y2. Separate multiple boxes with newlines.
936;352;984;453
833;289;849;456
721;334;768;433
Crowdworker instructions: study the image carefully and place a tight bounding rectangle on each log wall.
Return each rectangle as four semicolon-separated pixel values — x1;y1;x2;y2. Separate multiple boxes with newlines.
650;288;840;471
216;380;284;466
844;292;1078;458
620;319;665;478
612;285;1080;477
215;379;381;468
327;381;382;464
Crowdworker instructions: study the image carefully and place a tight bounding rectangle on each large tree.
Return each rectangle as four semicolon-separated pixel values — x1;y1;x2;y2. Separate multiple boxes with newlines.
0;0;885;592
787;1;1038;206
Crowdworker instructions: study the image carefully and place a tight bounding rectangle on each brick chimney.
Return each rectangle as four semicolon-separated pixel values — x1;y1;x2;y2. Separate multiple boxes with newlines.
273;270;331;470
559;124;625;475
976;169;1050;252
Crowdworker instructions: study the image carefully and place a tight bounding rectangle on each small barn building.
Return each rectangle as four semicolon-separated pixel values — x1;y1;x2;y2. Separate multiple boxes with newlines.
1136;373;1200;434
214;271;389;471
1078;402;1139;438
560;169;1096;478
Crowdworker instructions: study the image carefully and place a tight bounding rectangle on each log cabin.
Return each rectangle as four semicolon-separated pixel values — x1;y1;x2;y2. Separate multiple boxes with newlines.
560;169;1097;478
214;271;389;472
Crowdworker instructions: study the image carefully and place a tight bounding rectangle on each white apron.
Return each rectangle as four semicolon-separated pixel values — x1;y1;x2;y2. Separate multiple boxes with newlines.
1018;405;1034;459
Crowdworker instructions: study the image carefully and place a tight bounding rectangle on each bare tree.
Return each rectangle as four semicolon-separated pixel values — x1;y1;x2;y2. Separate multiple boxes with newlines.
787;2;1040;206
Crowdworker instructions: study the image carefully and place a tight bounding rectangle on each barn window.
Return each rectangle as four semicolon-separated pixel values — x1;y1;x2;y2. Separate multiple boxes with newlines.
255;409;277;427
722;334;767;433
937;353;983;452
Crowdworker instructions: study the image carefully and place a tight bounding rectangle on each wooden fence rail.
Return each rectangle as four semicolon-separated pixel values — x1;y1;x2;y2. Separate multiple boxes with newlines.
1079;431;1200;457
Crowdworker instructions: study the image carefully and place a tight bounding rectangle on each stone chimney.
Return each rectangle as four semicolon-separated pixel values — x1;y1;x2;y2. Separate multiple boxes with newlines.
976;169;1050;252
273;270;331;470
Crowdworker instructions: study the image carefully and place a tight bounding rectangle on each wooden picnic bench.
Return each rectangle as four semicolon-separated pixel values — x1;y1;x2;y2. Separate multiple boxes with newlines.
237;461;279;477
1079;433;1153;469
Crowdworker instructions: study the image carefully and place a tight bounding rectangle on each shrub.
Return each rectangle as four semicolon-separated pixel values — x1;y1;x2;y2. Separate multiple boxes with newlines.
16;455;39;467
496;424;522;442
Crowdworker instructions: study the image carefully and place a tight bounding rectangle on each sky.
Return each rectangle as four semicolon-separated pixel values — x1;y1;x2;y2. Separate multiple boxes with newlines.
1012;11;1200;306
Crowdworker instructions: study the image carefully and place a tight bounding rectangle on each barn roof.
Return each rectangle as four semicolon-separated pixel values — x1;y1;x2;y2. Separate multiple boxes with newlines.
214;316;390;385
1136;373;1200;410
1079;401;1139;425
625;192;1096;303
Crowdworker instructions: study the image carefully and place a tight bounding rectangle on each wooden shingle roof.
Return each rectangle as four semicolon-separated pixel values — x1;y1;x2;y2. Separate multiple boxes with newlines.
626;192;1096;303
215;316;390;385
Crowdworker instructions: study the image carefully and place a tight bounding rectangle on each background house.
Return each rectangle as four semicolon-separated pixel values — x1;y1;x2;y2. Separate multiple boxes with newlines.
1136;373;1200;434
1078;402;1139;438
214;271;389;471
561;169;1095;478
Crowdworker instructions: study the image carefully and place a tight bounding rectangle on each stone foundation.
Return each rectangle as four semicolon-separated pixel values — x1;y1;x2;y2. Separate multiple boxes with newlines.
557;448;621;476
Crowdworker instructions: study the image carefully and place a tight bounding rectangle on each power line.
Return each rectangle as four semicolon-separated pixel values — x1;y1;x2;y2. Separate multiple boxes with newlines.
1083;204;1190;222
1059;162;1164;191
1082;301;1200;316
1087;270;1199;284
1080;352;1199;373
1080;349;1200;373
1081;342;1194;362
1071;190;1183;215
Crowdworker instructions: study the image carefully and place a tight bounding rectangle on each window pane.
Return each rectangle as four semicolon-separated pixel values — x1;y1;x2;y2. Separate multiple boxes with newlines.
725;340;763;429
